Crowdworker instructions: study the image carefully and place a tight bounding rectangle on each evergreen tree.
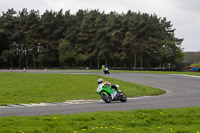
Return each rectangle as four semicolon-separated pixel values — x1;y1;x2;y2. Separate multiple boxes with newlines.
0;8;184;69
0;9;17;68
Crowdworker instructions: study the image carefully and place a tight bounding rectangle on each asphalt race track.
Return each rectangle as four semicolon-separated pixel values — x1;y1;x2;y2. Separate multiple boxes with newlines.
1;70;200;117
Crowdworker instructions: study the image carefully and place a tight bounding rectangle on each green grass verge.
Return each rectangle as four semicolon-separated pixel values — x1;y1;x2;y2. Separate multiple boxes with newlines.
1;107;200;133
192;63;200;67
0;73;165;105
108;70;200;76
40;69;200;76
9;69;200;76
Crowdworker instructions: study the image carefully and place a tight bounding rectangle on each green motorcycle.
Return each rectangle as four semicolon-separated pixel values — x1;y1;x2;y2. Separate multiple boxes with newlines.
97;84;127;103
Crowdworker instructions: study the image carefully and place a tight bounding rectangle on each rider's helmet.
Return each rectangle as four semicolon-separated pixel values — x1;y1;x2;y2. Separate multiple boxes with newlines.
97;78;104;84
115;84;119;89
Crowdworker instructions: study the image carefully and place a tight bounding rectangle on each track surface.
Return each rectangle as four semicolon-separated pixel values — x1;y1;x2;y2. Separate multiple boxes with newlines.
1;70;200;117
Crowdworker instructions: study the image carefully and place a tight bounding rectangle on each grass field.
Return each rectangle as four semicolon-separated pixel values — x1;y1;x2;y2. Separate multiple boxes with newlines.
0;72;165;105
108;70;200;76
192;63;200;67
5;69;200;76
68;69;200;76
41;69;200;76
67;69;200;76
0;107;200;133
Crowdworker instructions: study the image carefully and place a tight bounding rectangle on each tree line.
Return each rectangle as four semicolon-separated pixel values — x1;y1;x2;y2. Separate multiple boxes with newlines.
184;52;200;64
0;8;184;69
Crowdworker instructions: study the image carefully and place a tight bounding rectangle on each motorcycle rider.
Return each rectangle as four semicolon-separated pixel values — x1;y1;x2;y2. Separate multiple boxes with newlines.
97;78;126;103
97;78;119;91
101;65;106;71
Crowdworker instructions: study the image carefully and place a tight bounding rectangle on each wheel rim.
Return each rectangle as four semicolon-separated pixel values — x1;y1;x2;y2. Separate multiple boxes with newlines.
101;93;112;103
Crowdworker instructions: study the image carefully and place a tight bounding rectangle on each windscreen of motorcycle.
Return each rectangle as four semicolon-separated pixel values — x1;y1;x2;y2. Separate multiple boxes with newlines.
97;84;104;93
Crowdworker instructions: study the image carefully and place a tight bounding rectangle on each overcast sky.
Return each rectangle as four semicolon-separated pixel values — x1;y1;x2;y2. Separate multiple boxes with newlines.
0;0;199;52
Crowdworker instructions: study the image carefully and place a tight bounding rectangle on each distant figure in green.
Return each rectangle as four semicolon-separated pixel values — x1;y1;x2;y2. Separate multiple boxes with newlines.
101;65;105;71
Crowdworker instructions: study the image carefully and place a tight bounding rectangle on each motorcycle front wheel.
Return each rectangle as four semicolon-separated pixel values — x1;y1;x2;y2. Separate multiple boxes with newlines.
119;92;127;102
101;93;112;103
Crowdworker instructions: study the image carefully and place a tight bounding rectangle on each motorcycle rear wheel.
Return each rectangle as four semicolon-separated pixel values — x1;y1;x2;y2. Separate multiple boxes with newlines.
101;93;112;103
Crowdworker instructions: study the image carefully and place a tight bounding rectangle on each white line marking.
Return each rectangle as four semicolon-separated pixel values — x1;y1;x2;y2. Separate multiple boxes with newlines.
0;100;103;108
0;94;168;108
170;74;200;78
